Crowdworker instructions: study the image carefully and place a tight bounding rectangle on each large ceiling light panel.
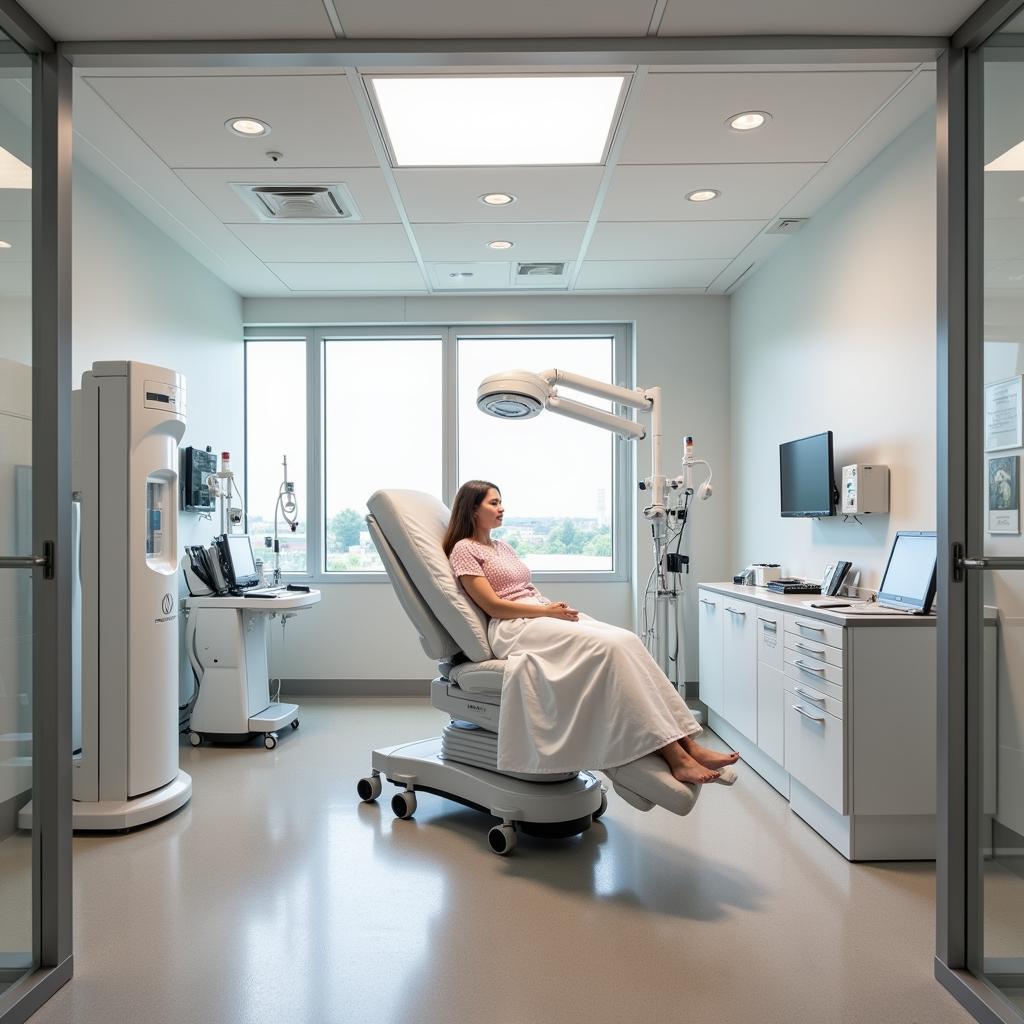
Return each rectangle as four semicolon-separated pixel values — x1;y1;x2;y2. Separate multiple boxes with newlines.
987;138;1024;171
0;146;30;189
369;75;626;166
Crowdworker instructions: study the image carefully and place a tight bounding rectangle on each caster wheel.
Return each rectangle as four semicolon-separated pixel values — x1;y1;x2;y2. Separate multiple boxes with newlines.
488;824;517;856
593;789;608;821
188;732;202;747
391;791;417;819
291;719;299;730
356;775;382;802
264;734;278;750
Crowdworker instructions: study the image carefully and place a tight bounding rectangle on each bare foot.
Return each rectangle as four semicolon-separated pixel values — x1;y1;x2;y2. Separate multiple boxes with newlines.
658;742;720;784
680;735;740;771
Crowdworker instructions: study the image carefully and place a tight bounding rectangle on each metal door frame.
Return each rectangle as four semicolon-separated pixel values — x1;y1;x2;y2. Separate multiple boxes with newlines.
937;1;1024;1022
0;2;73;1023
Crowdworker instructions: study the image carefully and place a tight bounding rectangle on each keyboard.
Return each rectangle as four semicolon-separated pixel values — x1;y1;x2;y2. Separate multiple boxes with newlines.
766;580;822;594
242;586;287;598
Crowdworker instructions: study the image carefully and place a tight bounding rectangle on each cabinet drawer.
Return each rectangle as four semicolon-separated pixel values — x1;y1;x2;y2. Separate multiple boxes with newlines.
784;613;844;652
783;633;843;669
784;649;844;690
785;691;846;814
786;677;843;720
756;610;784;671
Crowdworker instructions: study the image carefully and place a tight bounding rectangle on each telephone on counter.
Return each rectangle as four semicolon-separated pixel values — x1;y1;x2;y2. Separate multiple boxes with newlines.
821;560;853;597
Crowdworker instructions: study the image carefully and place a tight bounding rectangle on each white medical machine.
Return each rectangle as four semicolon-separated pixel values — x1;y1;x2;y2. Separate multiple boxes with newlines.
476;369;713;687
182;533;319;748
21;361;193;831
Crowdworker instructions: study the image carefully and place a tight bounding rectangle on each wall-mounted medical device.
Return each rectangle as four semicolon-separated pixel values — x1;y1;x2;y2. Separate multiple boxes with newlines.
181;445;218;512
841;463;890;515
20;362;194;832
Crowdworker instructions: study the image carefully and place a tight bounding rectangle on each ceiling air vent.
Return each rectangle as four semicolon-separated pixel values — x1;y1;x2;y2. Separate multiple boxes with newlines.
516;262;566;277
231;183;362;223
766;217;808;235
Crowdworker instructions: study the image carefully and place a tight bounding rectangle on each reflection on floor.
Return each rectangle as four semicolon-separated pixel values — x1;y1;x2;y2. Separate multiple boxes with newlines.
27;698;974;1024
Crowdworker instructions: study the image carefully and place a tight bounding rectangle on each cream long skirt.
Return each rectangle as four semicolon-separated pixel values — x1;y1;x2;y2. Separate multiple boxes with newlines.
487;598;702;774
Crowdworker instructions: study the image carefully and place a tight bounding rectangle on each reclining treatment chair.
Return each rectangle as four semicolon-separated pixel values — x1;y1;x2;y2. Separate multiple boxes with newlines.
358;489;700;856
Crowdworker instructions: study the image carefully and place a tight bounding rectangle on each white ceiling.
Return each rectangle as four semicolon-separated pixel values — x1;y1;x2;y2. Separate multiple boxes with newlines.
62;60;937;298
19;0;985;41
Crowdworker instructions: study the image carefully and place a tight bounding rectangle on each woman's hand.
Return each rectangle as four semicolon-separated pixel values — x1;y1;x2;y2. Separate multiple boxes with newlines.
545;601;579;622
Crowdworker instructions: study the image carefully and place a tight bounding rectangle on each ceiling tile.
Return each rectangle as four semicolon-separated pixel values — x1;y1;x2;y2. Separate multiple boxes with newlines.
229;223;414;262
576;260;732;290
657;0;973;35
412;222;585;262
21;0;335;40
176;167;401;224
393;167;602;223
267;263;426;292
429;262;514;290
620;71;909;165
587;221;764;261
601;163;821;222
334;0;655;37
84;75;378;169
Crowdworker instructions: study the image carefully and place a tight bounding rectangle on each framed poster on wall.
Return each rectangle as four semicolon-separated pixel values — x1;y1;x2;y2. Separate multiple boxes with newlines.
988;454;1020;534
984;375;1023;451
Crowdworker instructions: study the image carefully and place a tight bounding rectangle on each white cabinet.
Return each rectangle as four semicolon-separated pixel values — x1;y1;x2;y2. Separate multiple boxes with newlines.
784;692;846;814
697;591;723;714
721;598;757;742
755;608;785;766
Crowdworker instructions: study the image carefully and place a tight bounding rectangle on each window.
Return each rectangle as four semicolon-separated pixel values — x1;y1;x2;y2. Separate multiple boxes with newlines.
244;324;630;581
245;339;307;573
458;335;615;572
323;336;443;571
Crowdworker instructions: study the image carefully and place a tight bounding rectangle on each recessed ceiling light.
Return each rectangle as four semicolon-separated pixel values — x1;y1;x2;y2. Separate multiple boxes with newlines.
728;111;770;132
686;189;720;203
226;117;271;137
480;193;516;206
369;75;626;166
449;271;474;279
487;240;514;250
0;241;11;249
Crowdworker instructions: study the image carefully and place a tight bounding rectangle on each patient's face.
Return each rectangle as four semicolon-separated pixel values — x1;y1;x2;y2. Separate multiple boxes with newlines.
475;488;504;533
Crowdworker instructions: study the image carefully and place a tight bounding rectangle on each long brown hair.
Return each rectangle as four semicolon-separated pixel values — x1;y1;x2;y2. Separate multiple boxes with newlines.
443;480;500;556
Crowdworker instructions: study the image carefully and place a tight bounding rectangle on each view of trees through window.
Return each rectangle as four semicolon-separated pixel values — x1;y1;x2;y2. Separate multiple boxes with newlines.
246;330;620;576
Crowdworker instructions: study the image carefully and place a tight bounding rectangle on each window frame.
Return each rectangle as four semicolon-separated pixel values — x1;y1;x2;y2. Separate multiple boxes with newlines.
244;322;633;585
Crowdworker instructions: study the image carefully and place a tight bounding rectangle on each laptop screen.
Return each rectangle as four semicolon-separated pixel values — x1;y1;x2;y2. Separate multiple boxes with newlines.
225;534;260;589
877;531;937;613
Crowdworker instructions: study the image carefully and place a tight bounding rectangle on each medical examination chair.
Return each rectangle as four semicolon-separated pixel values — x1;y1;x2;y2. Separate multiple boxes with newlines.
357;489;699;855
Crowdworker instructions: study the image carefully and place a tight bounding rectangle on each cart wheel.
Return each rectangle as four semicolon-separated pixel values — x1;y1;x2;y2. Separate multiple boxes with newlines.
488;824;517;856
291;719;300;730
357;775;382;802
264;734;278;750
391;791;417;819
188;732;202;747
593;789;609;821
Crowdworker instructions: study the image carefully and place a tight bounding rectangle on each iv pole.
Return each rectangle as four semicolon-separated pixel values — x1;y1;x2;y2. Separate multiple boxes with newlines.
477;368;713;686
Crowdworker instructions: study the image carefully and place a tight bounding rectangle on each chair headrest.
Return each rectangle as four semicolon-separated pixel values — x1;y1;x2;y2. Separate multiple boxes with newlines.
366;489;493;663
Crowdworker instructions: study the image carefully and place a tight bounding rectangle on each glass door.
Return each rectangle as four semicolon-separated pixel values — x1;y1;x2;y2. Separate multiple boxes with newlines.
0;28;36;997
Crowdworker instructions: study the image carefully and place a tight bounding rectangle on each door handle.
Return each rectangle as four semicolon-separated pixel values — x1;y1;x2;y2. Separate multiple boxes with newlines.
953;542;1024;582
0;542;54;579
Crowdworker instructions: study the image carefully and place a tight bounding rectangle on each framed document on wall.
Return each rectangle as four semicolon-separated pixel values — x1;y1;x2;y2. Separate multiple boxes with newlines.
988;454;1020;534
985;375;1023;451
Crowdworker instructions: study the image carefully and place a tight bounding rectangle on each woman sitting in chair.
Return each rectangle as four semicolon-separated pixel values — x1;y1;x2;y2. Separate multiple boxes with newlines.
444;479;738;786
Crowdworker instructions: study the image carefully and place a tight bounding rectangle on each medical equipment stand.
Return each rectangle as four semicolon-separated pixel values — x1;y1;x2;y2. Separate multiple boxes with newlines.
183;589;319;748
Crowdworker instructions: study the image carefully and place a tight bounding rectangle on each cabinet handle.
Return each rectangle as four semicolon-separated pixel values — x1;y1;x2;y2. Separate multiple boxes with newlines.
794;642;826;657
792;704;826;723
794;686;826;705
794;659;826;675
757;617;778;630
796;621;825;634
699;598;716;607
725;606;746;615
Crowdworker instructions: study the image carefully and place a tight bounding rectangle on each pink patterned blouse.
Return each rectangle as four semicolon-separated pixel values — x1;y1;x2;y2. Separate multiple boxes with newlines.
449;538;542;602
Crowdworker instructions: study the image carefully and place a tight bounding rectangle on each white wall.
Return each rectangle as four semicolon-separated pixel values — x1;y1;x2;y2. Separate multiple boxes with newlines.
243;294;731;682
730;111;937;590
72;166;244;703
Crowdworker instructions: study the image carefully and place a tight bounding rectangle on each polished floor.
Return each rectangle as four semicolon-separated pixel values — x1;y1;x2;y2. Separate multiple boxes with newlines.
26;697;975;1024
